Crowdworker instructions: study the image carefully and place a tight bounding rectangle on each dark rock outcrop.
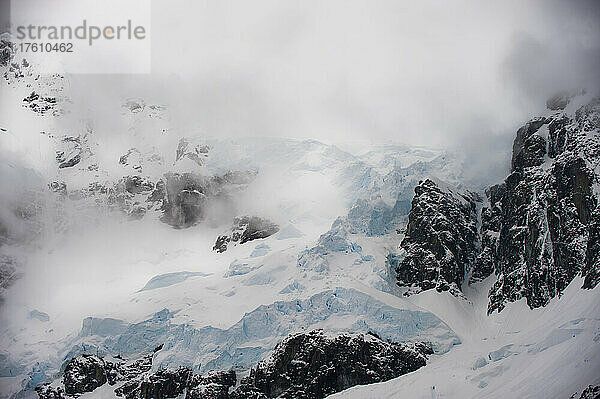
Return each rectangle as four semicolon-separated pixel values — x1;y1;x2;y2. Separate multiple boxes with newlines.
0;39;14;67
473;97;600;313
38;350;236;399
36;384;67;399
37;330;430;399
122;176;154;195
23;91;60;116
395;96;599;312
55;133;93;169
511;117;548;171
232;330;432;399
119;148;144;173
213;216;279;253
186;371;237;399
153;172;254;229
583;208;600;289
395;179;479;295
572;385;600;399
156;173;216;228
116;367;235;399
63;355;116;396
119;367;191;399
469;184;504;284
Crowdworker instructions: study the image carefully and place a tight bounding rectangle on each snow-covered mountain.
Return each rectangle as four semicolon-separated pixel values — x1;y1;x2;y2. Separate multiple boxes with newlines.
1;36;599;399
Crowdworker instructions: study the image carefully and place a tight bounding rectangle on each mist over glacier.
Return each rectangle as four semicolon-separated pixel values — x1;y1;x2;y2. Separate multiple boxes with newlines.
1;1;600;399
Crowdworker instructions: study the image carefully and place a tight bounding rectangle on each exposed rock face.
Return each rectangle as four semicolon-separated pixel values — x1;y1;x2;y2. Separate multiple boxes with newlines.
122;176;154;195
396;97;599;312
119;148;145;173
394;179;479;295
473;97;600;313
186;371;237;399
37;350;236;399
148;172;256;229
232;330;432;399
23;91;60;116
46;164;253;229
118;367;191;399
469;184;504;284
392;98;599;312
55;132;94;169
37;329;432;399
63;355;116;396
583;208;600;289
2;37;66;117
511;117;549;171
157;173;213;228
572;385;600;399
0;39;14;67
213;216;279;253
175;138;210;167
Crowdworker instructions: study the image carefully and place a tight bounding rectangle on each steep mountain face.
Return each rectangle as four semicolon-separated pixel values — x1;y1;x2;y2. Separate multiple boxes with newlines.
478;96;600;313
392;95;599;314
393;179;479;295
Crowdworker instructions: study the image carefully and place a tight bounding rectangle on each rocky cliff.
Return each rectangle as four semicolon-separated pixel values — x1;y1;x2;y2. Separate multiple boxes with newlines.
394;178;479;295
394;94;600;313
481;95;599;313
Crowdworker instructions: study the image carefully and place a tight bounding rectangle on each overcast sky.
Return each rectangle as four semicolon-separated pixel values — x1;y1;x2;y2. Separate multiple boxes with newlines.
135;0;600;147
4;0;600;149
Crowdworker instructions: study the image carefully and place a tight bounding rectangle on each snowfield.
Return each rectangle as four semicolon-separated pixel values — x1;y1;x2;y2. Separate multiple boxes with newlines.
331;277;600;399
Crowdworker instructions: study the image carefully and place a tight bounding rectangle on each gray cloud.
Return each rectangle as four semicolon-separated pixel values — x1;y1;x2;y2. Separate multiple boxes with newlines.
4;0;600;169
144;1;599;146
503;33;600;107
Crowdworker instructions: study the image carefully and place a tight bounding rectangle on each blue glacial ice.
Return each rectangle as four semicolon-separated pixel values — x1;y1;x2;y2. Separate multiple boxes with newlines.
63;288;460;374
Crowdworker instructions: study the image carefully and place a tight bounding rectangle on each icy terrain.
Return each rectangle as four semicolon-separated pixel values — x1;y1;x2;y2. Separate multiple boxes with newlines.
0;128;465;397
1;38;599;399
333;277;600;399
0;54;467;397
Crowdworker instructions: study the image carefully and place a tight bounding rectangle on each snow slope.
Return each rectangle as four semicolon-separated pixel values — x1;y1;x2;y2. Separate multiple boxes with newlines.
331;277;600;399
